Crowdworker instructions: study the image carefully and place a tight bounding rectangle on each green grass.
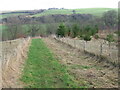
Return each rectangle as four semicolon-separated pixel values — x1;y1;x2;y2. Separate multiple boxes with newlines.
1;8;117;19
21;39;87;88
0;24;7;33
32;8;117;17
69;64;102;70
32;9;73;17
69;65;92;69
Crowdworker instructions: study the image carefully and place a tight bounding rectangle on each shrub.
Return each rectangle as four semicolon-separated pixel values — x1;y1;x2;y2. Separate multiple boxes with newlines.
115;31;120;36
79;34;84;39
56;23;66;37
72;24;79;38
106;34;115;42
94;35;99;39
83;35;91;41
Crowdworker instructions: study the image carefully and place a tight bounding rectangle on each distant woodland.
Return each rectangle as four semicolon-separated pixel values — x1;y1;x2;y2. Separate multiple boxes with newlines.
1;9;118;41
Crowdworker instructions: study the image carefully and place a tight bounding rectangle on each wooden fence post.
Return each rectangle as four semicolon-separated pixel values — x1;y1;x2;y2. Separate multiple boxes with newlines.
66;38;68;44
109;42;111;57
84;41;86;52
74;39;76;48
100;43;103;56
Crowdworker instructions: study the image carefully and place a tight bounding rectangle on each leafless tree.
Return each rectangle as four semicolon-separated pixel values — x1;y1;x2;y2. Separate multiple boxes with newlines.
27;20;40;37
5;16;22;40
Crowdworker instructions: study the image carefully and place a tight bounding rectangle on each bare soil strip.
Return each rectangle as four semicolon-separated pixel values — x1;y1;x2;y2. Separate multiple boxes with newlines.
43;37;118;88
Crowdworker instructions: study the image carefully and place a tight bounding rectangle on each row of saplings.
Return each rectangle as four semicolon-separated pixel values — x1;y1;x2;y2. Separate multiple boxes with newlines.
56;23;115;42
56;23;115;56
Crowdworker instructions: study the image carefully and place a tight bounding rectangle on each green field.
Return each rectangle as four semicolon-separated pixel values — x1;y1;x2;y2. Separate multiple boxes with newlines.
21;39;87;88
32;8;117;17
0;13;29;19
1;8;117;19
0;25;7;33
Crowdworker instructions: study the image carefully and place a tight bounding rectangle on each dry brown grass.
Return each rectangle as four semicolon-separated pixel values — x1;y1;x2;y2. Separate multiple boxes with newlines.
2;37;31;88
43;37;118;88
56;37;118;66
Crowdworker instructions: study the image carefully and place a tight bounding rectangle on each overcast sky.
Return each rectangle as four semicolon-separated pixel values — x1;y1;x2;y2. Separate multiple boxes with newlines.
0;0;119;11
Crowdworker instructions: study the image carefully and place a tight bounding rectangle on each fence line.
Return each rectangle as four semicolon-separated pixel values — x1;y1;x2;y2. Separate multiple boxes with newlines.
2;37;31;70
55;37;118;65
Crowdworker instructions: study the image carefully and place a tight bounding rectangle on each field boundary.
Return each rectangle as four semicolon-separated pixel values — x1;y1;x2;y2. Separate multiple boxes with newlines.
2;37;31;88
2;37;31;70
53;37;118;68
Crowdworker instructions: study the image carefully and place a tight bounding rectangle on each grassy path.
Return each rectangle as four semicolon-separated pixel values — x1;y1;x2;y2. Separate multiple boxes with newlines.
21;39;81;88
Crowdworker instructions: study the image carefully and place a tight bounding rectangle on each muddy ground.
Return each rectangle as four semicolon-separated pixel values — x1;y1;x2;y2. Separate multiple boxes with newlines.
43;37;118;88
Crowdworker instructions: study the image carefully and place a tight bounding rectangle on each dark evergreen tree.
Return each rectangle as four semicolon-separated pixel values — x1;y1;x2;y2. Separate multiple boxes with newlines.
56;23;66;37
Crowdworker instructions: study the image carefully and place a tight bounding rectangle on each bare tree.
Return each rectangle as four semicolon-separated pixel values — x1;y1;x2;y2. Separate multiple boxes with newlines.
27;20;40;37
5;16;22;40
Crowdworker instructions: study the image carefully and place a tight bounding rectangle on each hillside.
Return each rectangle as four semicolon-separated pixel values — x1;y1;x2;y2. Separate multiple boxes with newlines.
0;8;117;20
2;7;118;88
32;8;117;17
0;13;29;19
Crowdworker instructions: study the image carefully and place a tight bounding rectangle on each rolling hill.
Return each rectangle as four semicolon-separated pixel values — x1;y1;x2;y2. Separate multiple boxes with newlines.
32;8;117;17
0;8;117;20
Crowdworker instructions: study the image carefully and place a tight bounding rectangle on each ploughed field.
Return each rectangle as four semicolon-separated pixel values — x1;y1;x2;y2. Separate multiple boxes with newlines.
2;37;118;88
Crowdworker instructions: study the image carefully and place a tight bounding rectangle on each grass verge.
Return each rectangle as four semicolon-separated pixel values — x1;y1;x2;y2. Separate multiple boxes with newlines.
20;39;86;88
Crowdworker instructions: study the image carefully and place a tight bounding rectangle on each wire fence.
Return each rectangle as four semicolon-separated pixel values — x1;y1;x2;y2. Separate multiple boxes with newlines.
55;37;118;65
